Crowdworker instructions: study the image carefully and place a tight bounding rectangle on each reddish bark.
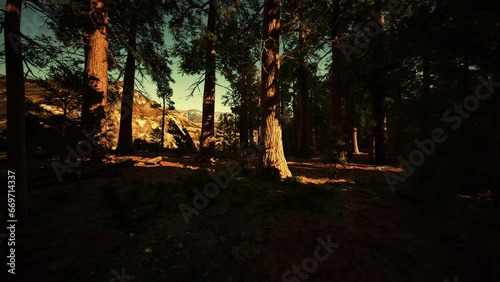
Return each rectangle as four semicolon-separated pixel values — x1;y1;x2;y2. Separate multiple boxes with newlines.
257;0;292;180
197;0;218;161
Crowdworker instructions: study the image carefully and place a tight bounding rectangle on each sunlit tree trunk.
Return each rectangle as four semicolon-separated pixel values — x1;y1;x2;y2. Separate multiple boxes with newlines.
257;0;292;180
82;0;109;160
197;0;217;161
353;127;360;154
249;107;254;146
160;96;166;149
116;15;137;155
345;82;359;156
5;0;28;215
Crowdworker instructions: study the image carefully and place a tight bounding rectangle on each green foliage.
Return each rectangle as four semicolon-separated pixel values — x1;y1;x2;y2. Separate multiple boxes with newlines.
215;113;238;155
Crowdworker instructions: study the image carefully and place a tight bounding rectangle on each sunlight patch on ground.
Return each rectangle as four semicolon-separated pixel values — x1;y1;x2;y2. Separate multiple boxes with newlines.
109;155;202;170
457;191;492;201
295;175;354;185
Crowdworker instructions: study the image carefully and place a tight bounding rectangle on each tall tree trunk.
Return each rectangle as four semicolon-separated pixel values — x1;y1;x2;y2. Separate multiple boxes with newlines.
5;0;28;215
292;89;299;152
249;106;254;146
297;1;310;156
331;0;342;138
371;85;388;164
160;96;166;149
492;76;500;282
257;0;292;180
240;74;249;149
81;31;89;125
330;38;342;130
344;81;358;156
370;11;388;165
82;0;109;160
197;0;218;161
116;16;137;155
392;75;404;156
352;128;360;154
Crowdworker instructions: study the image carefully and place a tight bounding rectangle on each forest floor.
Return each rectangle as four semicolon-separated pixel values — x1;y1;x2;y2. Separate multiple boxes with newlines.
0;152;496;282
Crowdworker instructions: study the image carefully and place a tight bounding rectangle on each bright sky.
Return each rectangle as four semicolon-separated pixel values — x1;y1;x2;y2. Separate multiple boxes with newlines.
0;2;232;112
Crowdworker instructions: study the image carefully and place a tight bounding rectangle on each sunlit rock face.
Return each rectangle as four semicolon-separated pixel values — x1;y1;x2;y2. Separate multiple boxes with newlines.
106;83;201;149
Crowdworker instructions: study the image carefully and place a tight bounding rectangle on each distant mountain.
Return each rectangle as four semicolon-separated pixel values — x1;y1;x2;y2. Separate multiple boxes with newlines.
178;109;229;123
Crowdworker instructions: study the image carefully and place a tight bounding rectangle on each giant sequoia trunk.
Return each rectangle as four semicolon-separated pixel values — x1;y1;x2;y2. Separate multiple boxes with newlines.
116;16;137;155
82;0;109;160
297;1;311;156
257;0;292;180
5;0;28;215
197;0;217;161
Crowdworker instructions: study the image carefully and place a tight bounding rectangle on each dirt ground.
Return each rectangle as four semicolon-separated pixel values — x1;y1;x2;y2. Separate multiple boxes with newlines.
0;153;496;282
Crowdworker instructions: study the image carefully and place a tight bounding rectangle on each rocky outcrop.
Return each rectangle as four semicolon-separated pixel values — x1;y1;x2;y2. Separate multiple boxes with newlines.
0;75;201;150
106;83;201;149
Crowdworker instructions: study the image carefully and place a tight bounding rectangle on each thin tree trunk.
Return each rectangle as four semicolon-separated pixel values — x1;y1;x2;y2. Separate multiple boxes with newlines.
370;11;388;165
160;96;166;149
392;76;404;156
345;81;357;156
83;0;109;160
353;127;360;154
116;16;137;155
297;1;310;156
249;107;254;146
5;0;28;215
240;74;249;149
257;0;292;180
292;89;299;153
81;31;89;126
331;39;342;130
331;0;342;135
197;0;218;161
